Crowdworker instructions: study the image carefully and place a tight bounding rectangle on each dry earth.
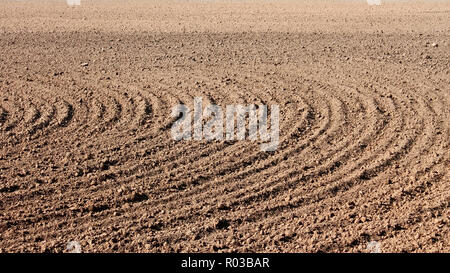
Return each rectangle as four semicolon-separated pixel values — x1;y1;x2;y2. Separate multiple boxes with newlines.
0;0;449;253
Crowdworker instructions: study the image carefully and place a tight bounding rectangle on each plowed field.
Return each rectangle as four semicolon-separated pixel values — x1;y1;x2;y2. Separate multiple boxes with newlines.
0;0;448;252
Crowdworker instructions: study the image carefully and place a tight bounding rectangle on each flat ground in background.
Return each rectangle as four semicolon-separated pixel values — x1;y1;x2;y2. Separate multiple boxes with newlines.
0;0;449;252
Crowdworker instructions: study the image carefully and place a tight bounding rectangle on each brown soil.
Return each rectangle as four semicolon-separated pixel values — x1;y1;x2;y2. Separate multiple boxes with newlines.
0;0;449;253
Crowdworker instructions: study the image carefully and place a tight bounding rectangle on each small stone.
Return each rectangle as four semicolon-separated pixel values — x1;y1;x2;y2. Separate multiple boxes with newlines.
218;201;231;210
81;63;89;67
74;168;83;177
285;195;292;203
127;192;148;203
431;43;438;48
215;218;230;230
86;201;95;212
34;178;44;184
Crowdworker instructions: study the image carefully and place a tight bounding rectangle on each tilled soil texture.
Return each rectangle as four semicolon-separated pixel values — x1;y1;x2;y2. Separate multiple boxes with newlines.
0;0;449;253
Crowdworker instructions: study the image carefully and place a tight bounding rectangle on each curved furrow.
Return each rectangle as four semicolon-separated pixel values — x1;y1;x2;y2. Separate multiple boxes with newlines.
121;77;434;241
225;81;446;236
